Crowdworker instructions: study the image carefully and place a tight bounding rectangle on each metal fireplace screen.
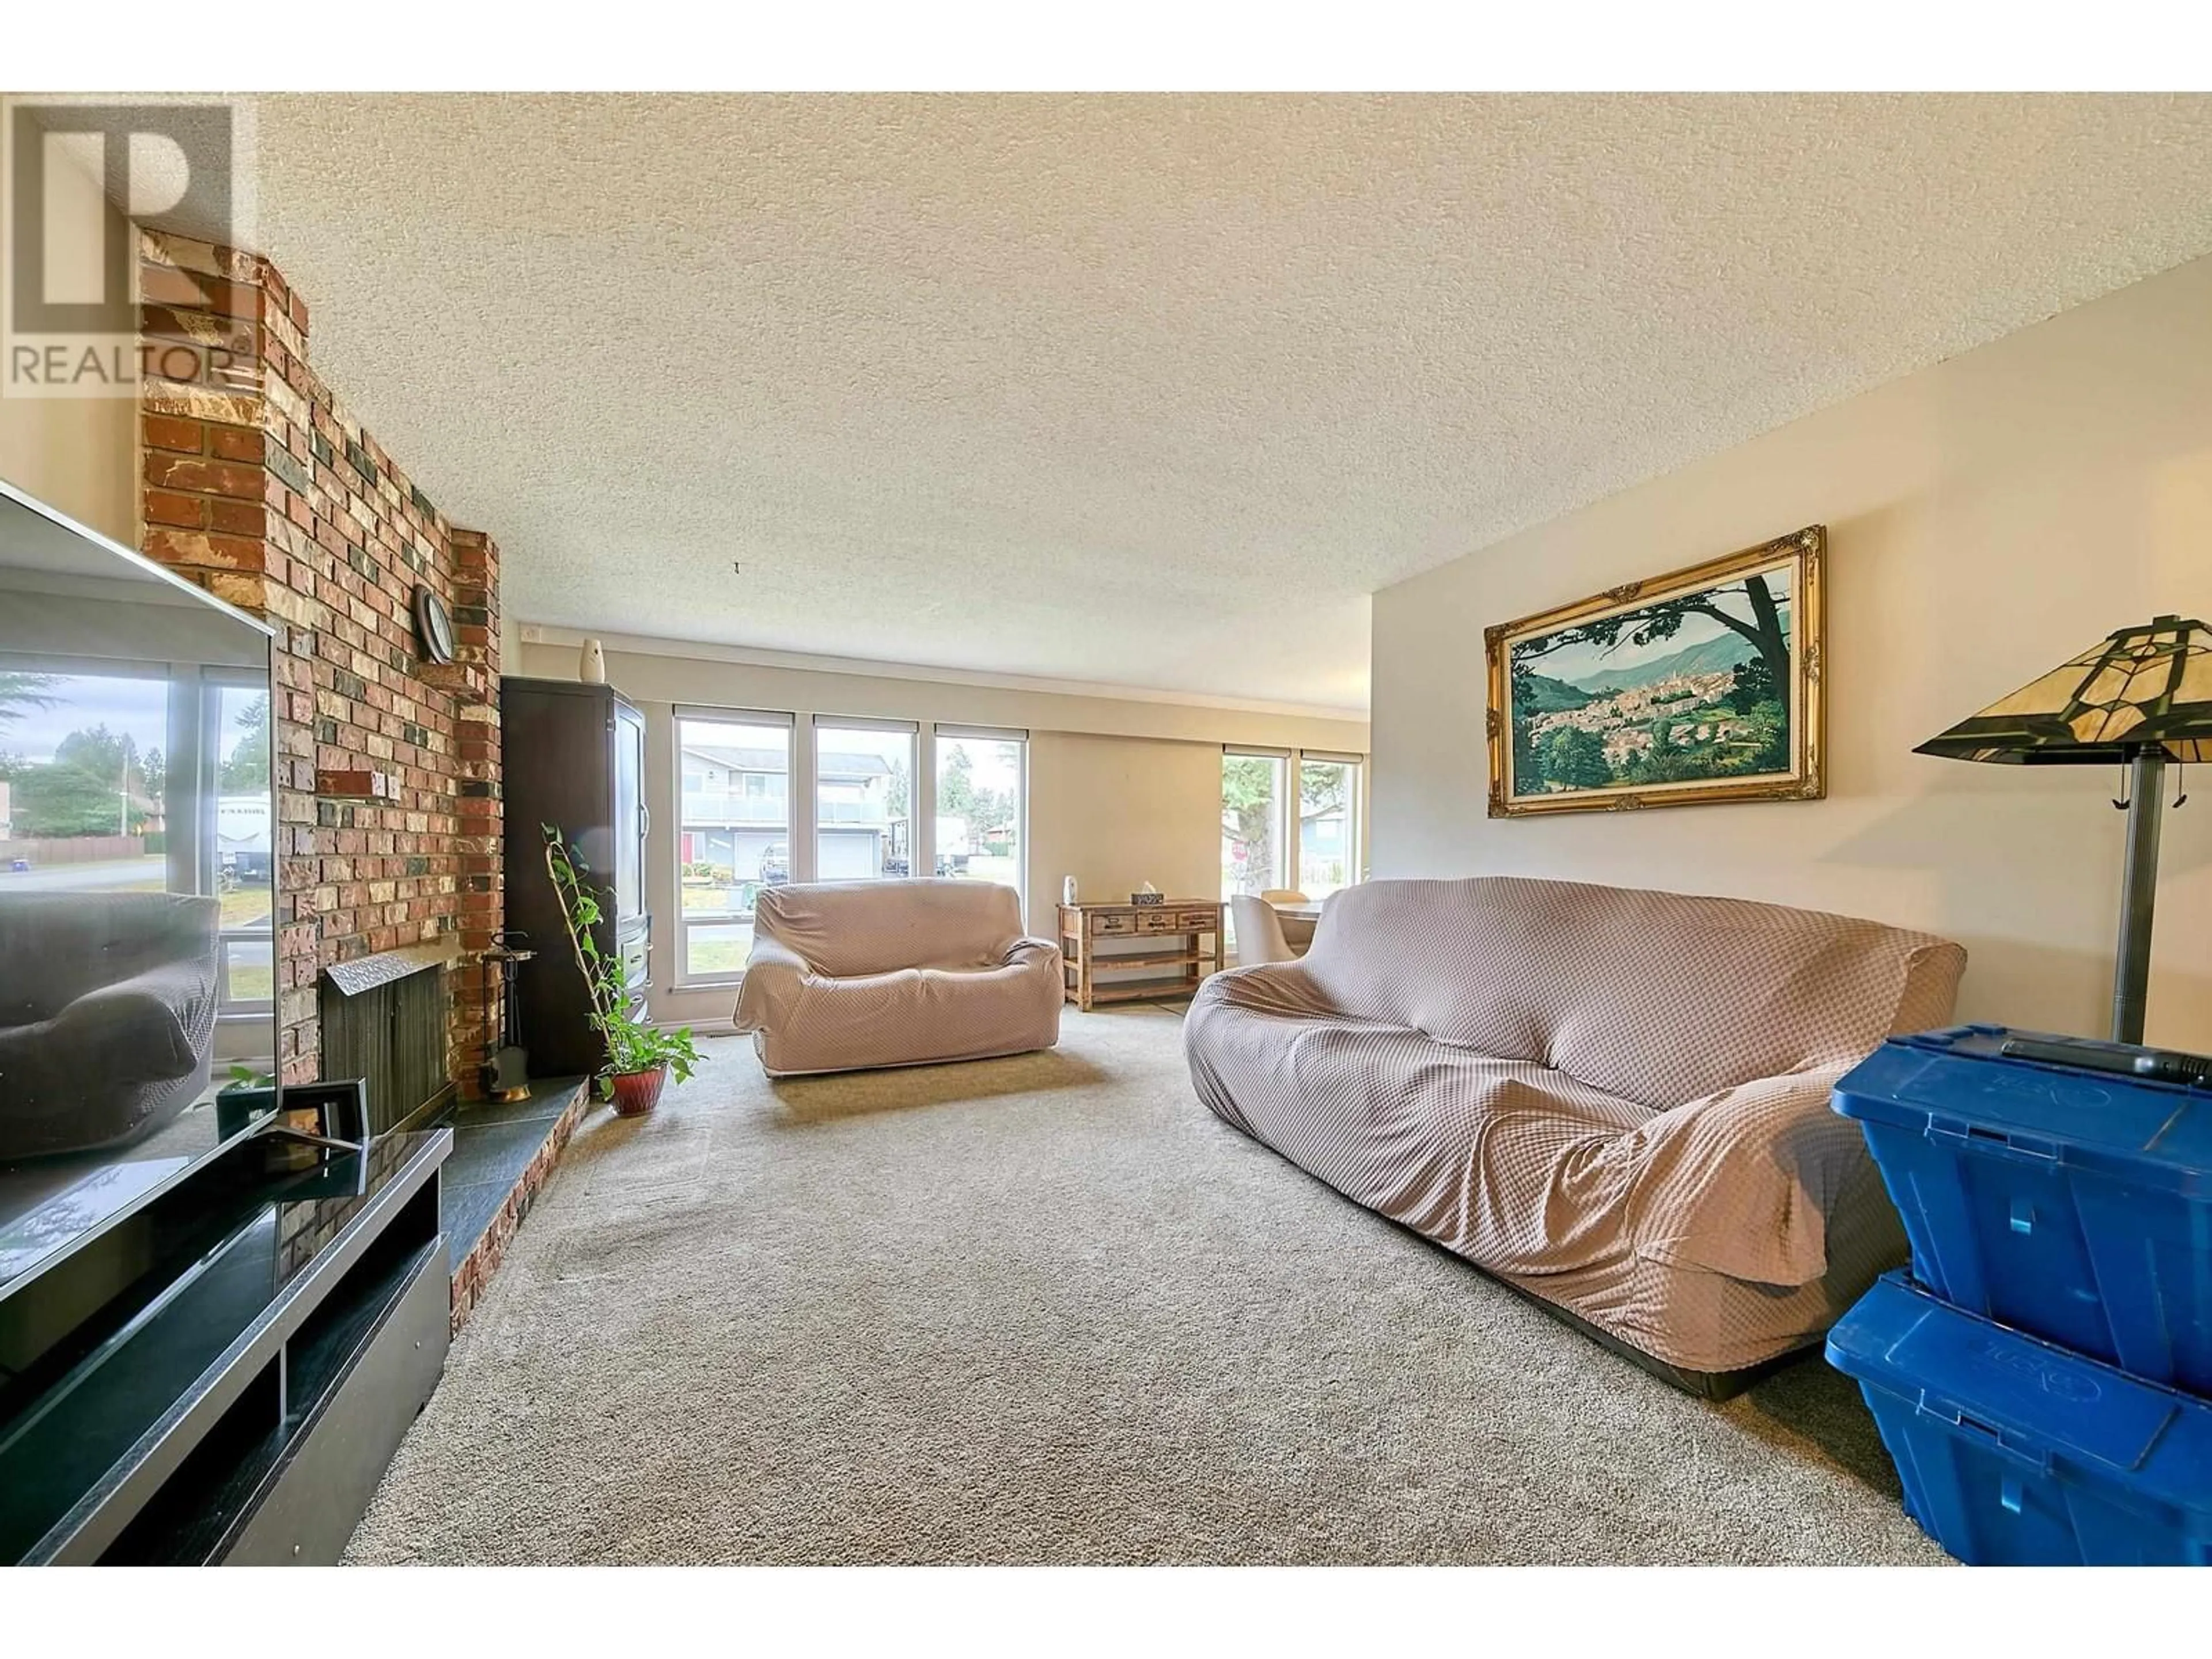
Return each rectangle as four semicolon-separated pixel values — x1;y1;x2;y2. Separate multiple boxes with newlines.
320;948;453;1137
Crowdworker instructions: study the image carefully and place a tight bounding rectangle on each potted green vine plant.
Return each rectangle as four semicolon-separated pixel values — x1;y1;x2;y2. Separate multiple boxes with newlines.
542;824;702;1116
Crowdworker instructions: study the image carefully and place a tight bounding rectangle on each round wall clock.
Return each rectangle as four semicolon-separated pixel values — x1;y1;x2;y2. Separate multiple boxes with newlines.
413;585;457;665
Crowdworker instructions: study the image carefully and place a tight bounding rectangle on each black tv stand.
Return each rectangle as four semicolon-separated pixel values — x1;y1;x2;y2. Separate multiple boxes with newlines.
0;1124;452;1564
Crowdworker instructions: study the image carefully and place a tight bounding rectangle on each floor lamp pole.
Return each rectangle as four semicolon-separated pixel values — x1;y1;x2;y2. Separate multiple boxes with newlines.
2111;748;2166;1045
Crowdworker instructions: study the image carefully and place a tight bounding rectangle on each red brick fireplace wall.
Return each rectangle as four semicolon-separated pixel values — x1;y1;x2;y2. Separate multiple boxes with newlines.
134;230;503;1099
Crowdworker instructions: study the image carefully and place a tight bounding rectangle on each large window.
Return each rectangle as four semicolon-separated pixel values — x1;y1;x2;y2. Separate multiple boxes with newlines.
1296;755;1363;901
675;710;792;983
813;720;916;882
935;727;1025;900
1223;747;1366;904
1221;750;1289;899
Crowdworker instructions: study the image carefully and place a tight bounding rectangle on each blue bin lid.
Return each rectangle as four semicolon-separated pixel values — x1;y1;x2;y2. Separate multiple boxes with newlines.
1833;1025;2212;1197
1828;1273;2212;1513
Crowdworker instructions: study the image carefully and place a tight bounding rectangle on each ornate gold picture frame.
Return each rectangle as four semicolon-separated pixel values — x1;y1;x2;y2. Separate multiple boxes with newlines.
1484;525;1826;817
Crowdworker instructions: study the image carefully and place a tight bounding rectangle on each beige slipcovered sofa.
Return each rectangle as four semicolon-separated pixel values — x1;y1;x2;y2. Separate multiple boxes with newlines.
1183;877;1965;1393
735;880;1063;1077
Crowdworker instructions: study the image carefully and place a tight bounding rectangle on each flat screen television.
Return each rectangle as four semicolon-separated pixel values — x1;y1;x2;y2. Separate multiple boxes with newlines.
0;479;279;1290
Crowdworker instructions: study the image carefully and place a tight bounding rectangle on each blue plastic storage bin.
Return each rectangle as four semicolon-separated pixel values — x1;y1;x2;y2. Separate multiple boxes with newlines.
1832;1025;2212;1394
1828;1272;2212;1565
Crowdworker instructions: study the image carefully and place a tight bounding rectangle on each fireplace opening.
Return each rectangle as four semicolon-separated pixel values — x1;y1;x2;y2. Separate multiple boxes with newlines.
320;945;456;1137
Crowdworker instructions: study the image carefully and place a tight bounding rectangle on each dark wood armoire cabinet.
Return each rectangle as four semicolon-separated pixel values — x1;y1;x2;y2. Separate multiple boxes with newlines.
501;677;650;1077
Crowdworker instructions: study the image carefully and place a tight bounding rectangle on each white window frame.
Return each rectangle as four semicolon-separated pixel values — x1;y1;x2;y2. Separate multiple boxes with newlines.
1221;745;1293;899
671;704;796;988
1223;744;1370;904
1293;749;1366;900
809;714;921;887
933;722;1031;927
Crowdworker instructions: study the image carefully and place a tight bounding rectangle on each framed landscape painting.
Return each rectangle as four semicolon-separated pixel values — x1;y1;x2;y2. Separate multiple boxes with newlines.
1484;525;1826;816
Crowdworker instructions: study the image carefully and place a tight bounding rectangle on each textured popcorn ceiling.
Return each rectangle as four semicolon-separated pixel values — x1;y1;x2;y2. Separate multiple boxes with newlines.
251;94;2212;712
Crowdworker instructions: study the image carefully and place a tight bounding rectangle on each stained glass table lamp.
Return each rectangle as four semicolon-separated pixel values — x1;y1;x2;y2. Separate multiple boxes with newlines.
1916;613;2210;1043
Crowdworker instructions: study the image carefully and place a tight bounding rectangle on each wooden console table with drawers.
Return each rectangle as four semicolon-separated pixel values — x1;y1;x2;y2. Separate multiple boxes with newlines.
1058;901;1226;1011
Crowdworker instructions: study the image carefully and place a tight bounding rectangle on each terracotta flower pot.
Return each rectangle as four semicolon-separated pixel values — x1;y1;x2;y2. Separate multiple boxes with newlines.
608;1063;669;1118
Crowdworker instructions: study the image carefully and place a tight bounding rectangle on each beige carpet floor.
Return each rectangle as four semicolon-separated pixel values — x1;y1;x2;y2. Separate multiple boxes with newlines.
346;1005;1945;1565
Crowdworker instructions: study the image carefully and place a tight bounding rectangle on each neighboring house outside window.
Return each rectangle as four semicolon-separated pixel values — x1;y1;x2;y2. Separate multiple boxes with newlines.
674;713;795;983
812;724;913;882
679;740;800;882
674;714;919;982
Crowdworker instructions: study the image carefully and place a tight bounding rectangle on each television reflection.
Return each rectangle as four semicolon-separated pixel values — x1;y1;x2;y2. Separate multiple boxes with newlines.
0;487;278;1283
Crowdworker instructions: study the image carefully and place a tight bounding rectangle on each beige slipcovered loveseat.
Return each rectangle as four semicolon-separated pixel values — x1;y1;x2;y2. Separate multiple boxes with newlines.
734;880;1063;1077
1183;877;1965;1392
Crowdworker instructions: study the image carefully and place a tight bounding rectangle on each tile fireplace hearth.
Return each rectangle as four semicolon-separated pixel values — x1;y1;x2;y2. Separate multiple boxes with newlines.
441;1076;592;1333
320;952;593;1334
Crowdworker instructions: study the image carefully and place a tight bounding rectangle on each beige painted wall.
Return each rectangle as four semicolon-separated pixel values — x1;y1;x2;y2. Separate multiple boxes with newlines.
516;636;1367;1028
0;392;136;544
1028;730;1224;917
1373;251;2212;1050
0;188;137;544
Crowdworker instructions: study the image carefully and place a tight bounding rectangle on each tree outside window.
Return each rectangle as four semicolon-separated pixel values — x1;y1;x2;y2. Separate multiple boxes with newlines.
935;736;1023;891
1221;753;1286;898
219;693;270;791
7;724;156;837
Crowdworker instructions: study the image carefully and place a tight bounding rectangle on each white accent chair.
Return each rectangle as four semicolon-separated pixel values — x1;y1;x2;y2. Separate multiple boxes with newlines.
1229;893;1297;967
